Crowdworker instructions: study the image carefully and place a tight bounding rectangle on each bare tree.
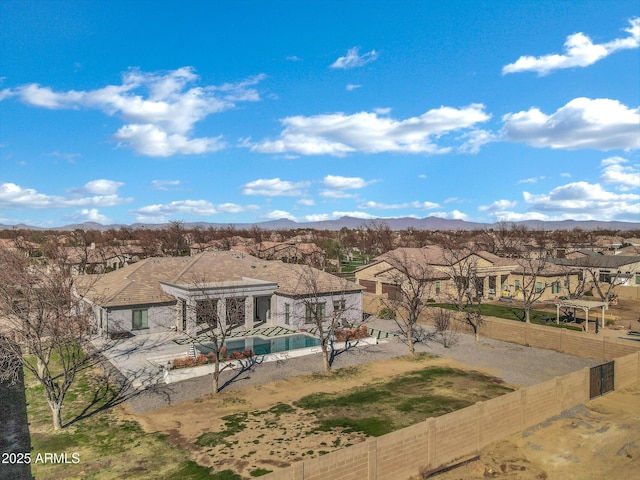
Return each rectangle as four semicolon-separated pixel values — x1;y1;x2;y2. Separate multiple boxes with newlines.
584;266;627;302
0;248;100;430
442;247;484;341
160;220;189;256
512;256;552;323
432;307;458;348
174;278;251;394
289;265;358;372
380;250;441;355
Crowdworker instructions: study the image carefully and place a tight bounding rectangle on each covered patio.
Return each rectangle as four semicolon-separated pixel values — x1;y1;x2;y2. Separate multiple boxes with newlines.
554;299;608;333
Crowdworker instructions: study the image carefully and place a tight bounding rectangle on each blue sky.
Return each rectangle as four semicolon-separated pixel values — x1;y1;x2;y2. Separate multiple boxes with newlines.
1;0;639;227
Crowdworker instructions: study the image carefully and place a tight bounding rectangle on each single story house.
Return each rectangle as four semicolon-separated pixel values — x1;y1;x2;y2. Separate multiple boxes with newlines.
552;254;640;288
79;250;363;337
355;246;517;301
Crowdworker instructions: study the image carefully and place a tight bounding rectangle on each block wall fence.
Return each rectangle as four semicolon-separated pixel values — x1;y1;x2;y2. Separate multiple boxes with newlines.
262;307;640;480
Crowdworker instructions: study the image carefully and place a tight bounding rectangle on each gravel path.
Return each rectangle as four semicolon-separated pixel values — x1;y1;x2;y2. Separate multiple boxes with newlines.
125;319;598;414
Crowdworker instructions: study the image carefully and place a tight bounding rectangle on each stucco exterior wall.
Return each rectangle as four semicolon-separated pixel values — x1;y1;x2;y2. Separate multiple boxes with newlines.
272;291;362;330
102;303;175;335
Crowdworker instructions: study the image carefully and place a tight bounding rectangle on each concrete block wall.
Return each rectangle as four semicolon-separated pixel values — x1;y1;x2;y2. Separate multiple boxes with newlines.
477;390;522;445
615;352;640;390
260;350;640;480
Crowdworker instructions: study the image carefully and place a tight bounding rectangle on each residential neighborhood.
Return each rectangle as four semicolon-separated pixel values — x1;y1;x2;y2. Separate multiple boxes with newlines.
1;1;639;479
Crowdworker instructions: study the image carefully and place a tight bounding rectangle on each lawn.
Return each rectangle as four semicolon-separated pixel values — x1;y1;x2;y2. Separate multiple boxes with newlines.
22;363;232;480
22;354;512;479
294;365;512;436
188;356;513;476
429;303;583;331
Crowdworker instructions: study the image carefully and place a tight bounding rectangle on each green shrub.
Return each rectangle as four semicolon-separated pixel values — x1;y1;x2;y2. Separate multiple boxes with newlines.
378;307;396;320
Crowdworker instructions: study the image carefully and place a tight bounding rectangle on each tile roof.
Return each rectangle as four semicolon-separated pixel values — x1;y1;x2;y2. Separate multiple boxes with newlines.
80;251;360;308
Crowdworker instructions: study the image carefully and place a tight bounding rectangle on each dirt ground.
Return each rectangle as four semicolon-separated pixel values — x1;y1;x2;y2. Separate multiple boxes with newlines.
430;382;640;480
123;340;639;480
125;355;503;477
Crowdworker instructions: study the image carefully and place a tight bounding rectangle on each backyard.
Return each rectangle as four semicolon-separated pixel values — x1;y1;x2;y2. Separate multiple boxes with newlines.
17;353;512;479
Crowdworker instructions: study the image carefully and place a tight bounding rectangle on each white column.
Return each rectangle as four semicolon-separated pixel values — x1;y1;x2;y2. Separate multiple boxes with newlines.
245;296;254;330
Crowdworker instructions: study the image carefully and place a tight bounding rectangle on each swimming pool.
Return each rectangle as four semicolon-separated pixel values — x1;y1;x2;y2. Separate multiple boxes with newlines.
198;333;321;356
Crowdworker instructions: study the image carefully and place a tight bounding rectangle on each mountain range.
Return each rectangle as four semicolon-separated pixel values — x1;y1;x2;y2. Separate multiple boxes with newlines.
1;216;639;232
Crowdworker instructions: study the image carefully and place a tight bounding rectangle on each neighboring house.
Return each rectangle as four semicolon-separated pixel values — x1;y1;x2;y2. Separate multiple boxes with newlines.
79;251;363;337
552;255;640;288
509;260;579;302
355;246;517;301
355;246;582;303
232;241;325;267
0;237;41;257
64;244;145;274
564;249;600;260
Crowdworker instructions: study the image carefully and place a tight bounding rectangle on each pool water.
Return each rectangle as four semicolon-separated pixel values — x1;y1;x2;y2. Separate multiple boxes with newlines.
198;333;321;356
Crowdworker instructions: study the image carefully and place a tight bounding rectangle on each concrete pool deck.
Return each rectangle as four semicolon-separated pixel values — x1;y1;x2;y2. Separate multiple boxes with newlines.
92;327;380;389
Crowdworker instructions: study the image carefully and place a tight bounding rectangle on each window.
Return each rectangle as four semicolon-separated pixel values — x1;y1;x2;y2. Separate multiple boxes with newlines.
132;309;148;330
333;299;346;312
225;297;246;326
435;281;441;295
196;300;218;327
635;274;640;285
284;303;290;325
180;300;187;331
535;282;543;294
551;281;560;294
305;302;326;324
514;280;520;291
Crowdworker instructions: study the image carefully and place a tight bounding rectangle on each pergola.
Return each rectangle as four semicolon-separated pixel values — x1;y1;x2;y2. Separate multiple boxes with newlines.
554;299;608;333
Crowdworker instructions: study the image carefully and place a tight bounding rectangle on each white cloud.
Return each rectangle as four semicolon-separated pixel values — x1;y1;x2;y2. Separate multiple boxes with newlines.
523;181;640;220
517;176;545;185
252;104;491;156
503;17;640;75
561;172;572;178
151;179;182;190
65;208;111;224
330;47;378;69
0;182;131;209
3;67;265;157
241;178;310;196
458;129;496;154
502;97;640;151
489;211;551;222
304;213;331;222
600;156;640;190
217;202;258;213
297;198;316;206
345;84;362;91
323;175;370;190
359;200;440;210
263;210;297;221
478;199;517;212
321;175;373;199
319;190;356;199
48;151;81;163
431;210;469;220
69;179;123;195
114;124;225;157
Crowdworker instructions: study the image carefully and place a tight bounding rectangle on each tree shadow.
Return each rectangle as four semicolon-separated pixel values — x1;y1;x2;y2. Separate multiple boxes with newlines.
64;352;143;428
218;355;265;392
